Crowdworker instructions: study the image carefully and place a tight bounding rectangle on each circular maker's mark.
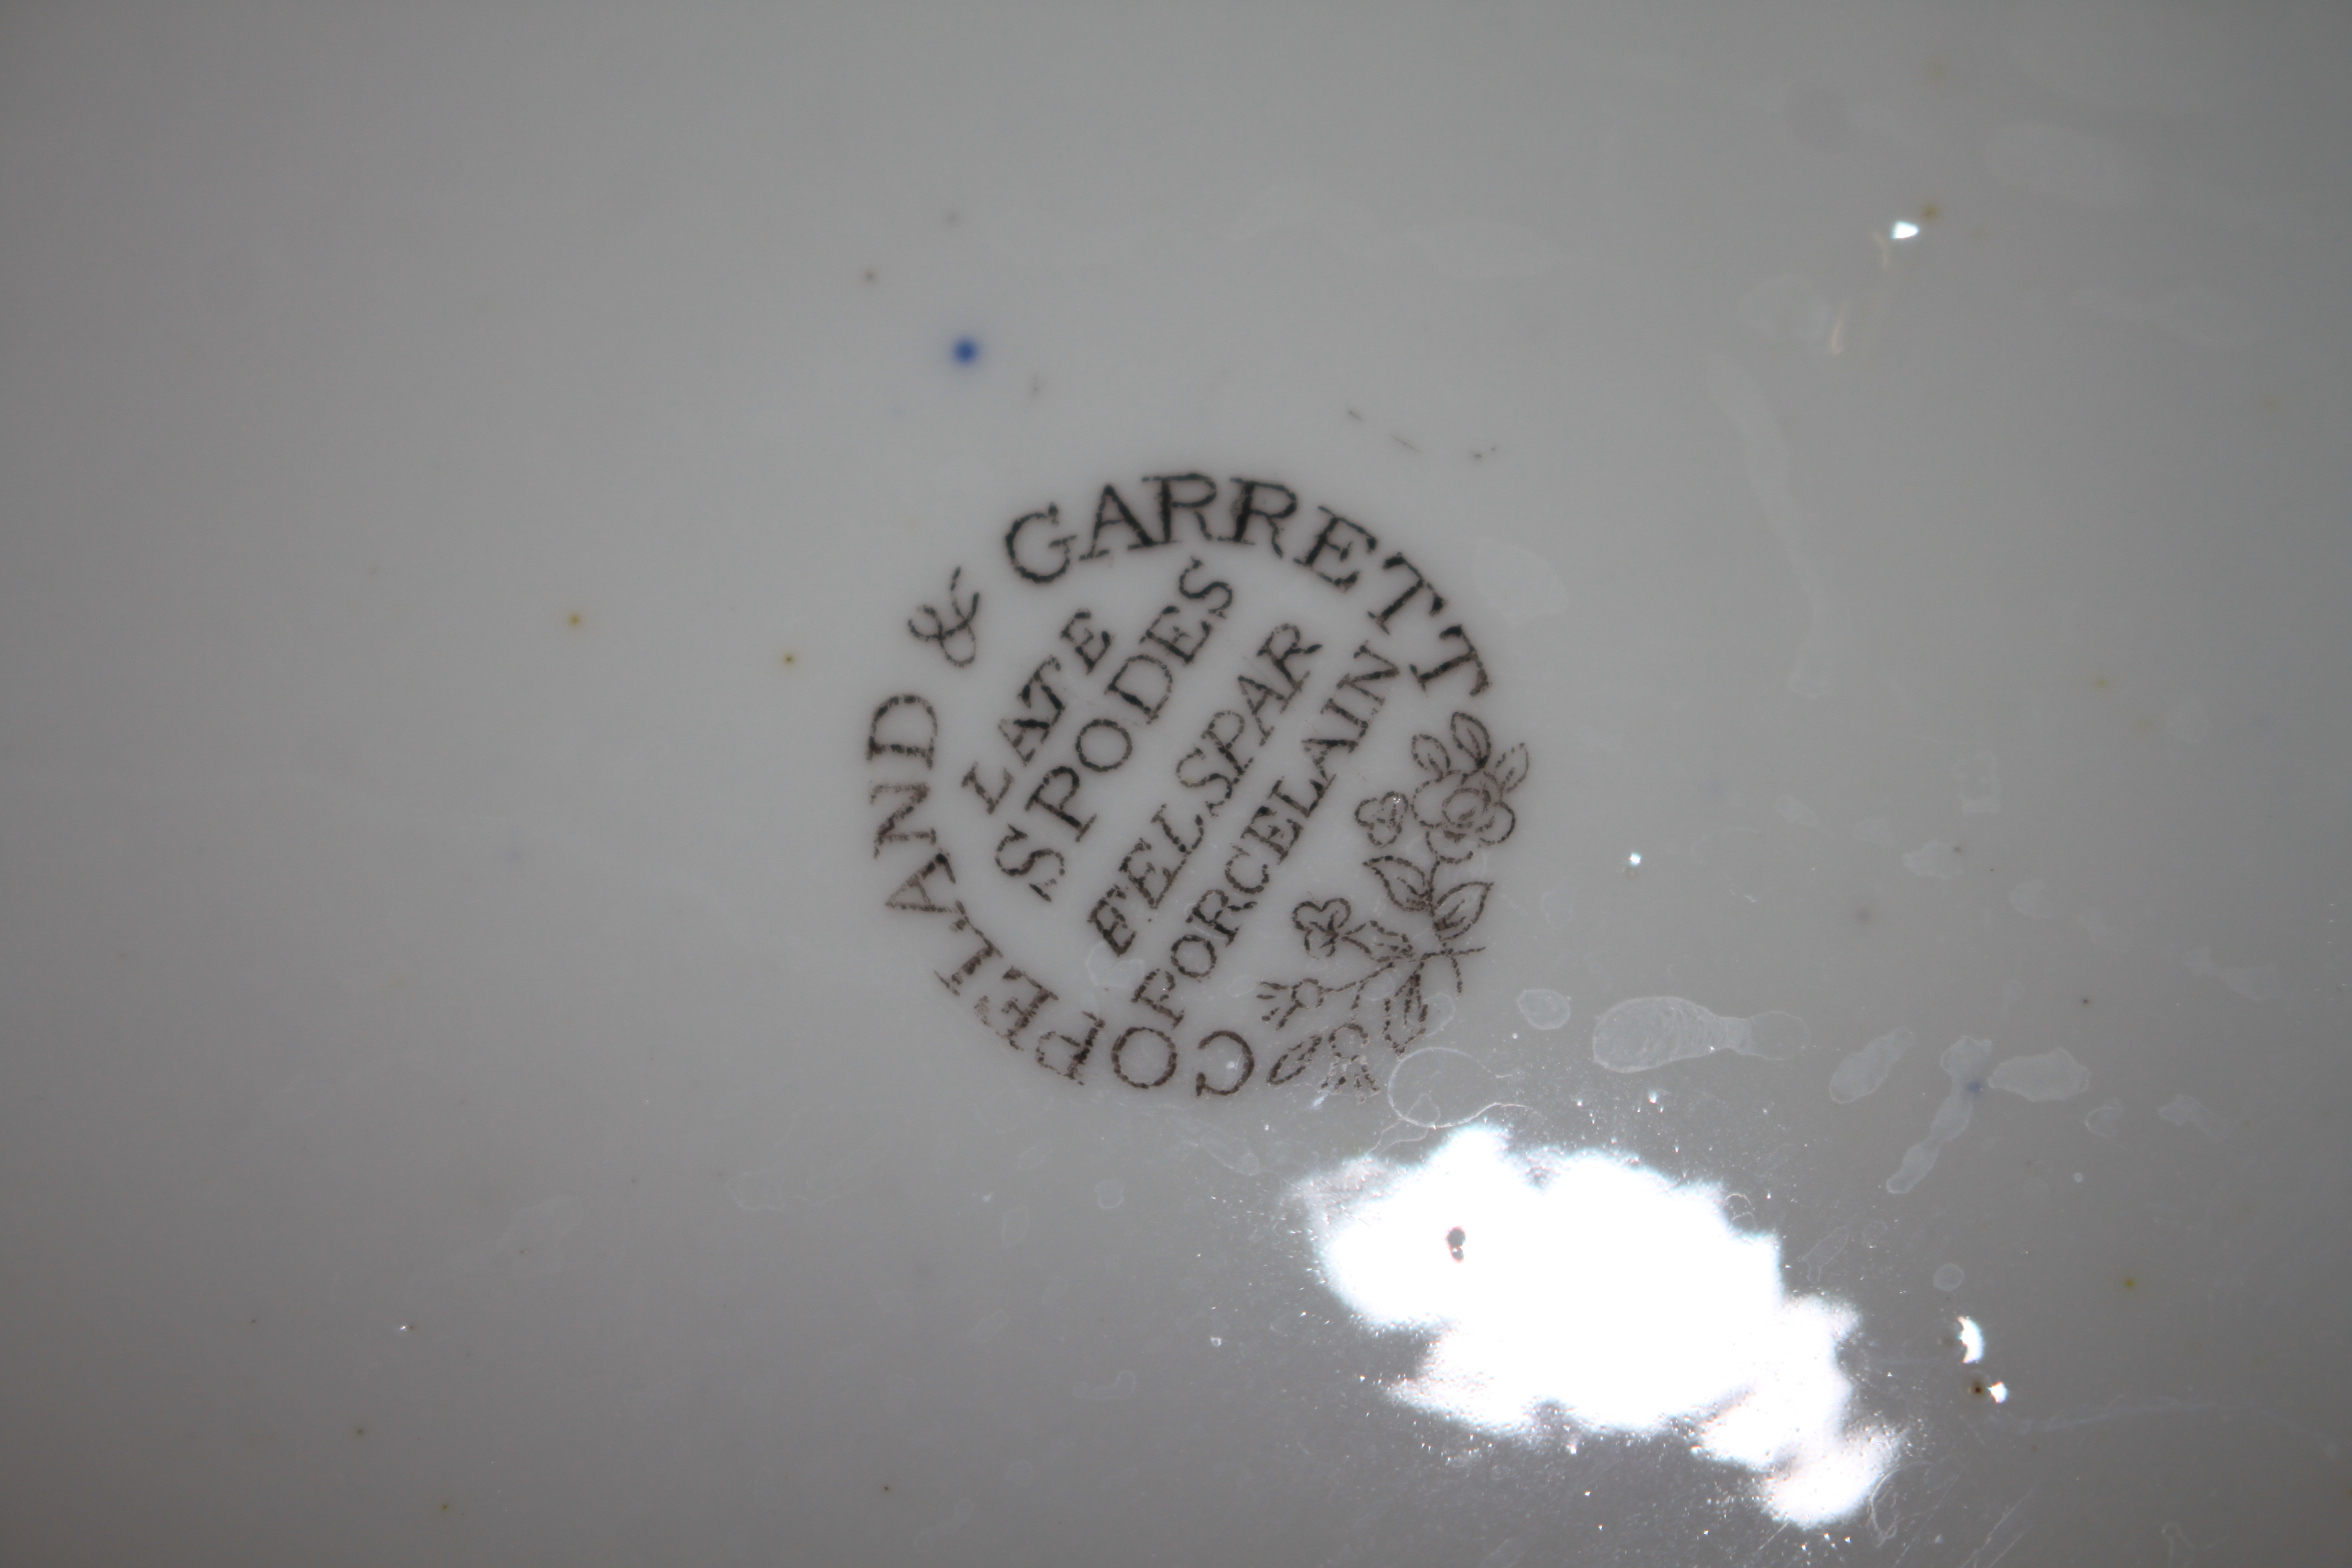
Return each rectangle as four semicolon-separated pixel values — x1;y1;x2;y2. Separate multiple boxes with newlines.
861;471;1527;1100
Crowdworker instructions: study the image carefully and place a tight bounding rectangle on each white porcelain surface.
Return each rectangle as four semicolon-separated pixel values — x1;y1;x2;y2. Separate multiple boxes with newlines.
5;4;2349;1563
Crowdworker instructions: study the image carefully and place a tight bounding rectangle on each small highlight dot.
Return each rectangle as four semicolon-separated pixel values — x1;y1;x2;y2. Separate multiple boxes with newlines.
952;336;980;365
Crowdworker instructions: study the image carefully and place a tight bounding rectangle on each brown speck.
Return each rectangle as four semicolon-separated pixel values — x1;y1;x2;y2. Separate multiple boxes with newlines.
566;611;584;629
2124;1276;2138;1290
1920;202;1940;223
881;1483;892;1494
781;651;798;668
2094;675;2110;691
862;268;877;283
354;1425;367;1438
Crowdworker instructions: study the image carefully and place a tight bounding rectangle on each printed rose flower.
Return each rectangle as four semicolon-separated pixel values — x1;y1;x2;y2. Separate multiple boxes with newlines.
1413;769;1516;863
1354;791;1408;848
1292;898;1355;957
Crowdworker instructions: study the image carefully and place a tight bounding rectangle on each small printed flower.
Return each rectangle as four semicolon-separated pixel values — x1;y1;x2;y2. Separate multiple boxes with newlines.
1413;769;1516;863
1292;899;1356;957
1257;977;1326;1028
1355;791;1408;848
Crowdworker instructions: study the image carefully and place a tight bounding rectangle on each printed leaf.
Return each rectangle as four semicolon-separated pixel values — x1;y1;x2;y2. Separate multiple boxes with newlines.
1364;856;1433;912
1490;742;1530;794
1384;969;1429;1050
1266;1033;1325;1087
1411;734;1451;779
1450;713;1491;768
1430;880;1492;942
1358;921;1416;961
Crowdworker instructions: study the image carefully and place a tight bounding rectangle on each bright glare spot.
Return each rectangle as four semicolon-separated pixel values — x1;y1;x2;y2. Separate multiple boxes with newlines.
1956;1316;1984;1364
1295;1126;1900;1527
1891;220;1921;240
1627;851;1643;868
1988;1381;2009;1404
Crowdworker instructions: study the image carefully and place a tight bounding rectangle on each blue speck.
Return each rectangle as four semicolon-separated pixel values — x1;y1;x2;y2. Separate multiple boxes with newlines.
952;336;980;365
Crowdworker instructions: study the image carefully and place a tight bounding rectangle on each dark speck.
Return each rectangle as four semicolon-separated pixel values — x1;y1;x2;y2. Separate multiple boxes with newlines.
953;337;979;365
1446;1226;1467;1262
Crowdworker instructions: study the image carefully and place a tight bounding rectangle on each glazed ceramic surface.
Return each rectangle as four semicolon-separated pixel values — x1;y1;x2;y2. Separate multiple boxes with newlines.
5;3;2350;1564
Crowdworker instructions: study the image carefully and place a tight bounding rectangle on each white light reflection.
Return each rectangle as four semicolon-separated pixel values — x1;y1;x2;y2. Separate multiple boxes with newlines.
1890;220;1921;240
1957;1316;1985;1364
1297;1127;1900;1526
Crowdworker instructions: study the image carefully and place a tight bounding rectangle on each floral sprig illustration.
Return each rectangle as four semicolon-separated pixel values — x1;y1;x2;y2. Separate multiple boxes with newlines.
1259;713;1528;1090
